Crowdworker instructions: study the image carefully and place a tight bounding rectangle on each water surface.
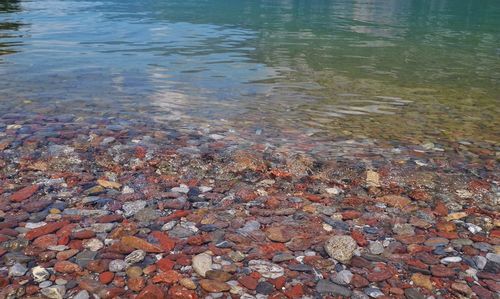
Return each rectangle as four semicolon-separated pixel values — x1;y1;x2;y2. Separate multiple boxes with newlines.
1;0;499;151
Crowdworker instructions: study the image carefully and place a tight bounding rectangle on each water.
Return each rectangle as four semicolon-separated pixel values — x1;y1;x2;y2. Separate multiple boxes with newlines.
1;0;499;150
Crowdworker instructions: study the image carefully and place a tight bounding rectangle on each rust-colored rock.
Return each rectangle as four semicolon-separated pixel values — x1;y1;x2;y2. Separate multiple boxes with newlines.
168;285;198;299
54;261;82;273
10;184;39;202
137;284;165;299
121;236;163;253
25;221;69;241
199;279;231;292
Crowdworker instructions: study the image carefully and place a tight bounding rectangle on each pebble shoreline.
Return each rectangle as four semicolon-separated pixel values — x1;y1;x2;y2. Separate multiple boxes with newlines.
0;112;498;299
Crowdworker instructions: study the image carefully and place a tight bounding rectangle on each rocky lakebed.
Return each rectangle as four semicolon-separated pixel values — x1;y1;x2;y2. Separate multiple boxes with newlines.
0;112;498;299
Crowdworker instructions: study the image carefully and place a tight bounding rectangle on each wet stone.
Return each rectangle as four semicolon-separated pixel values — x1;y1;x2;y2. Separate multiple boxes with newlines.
248;260;284;279
125;249;146;265
368;242;384;255
404;288;425;299
288;263;313;272
192;253;212;277
74;250;98;268
316;280;352;297
134;207;160;222
424;237;449;247
272;253;295;263
324;235;357;263
331;270;353;285
364;287;384;298
122;201;147;217
9;263;28;276
256;281;274;295
109;259;127;272
32;266;50;282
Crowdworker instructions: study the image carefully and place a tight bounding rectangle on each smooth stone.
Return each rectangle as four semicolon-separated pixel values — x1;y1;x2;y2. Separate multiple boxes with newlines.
126;266;143;278
331;270;353;285
466;223;482;234
161;221;177;231
9;263;28;276
74;290;90;299
125;250;146;264
451;238;473;247
486;253;500;264
122;201;147;217
272;253;295;263
192;253;212;277
75;250;98;268
369;242;384;255
205;269;230;281
171;185;190;193
55;278;67;285
40;285;65;299
392;223;415;236
256;281;274;295
248;260;284;279
441;256;462;264
364;287;384;298
472;242;492;252
39;281;53;288
316;280;352;297
199;279;231;292
134;208;160;222
83;238;104;251
404;288;425;299
424;237;449;247
109;259;127;272
236;220;260;235
32;266;50;282
288;264;313;272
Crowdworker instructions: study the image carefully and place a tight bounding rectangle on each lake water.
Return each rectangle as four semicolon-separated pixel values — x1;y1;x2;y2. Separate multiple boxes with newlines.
1;0;499;152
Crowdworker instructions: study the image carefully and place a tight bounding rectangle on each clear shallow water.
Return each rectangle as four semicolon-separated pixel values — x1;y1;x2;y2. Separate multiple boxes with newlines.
0;0;499;147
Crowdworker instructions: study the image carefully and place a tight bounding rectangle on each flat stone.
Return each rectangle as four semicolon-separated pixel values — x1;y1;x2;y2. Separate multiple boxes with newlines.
199;279;231;292
288;264;313;272
368;242;384;255
393;223;415;235
256;281;274;295
74;290;90;299
206;270;232;282
40;285;65;299
272;253;295;263
122;201;147;217
121;236;162;253
404;288;425;299
109;259;127;272
364;287;384;298
331;270;353;285
441;256;462;264
32;266;50;282
316;280;352;296
486;253;500;264
134;207;160;222
411;273;433;290
82;238;104;251
424;237;449;247
192;253;212;277
74;250;98;268
265;226;291;243
248;260;284;279
9;263;28;276
125;250;146;264
324;235;357;263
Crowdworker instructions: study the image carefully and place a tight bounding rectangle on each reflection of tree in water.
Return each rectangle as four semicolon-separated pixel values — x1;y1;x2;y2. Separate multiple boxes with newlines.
1;0;21;13
0;0;23;57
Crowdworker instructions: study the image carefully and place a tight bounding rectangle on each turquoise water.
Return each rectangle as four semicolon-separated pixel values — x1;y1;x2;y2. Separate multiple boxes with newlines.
1;0;499;144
